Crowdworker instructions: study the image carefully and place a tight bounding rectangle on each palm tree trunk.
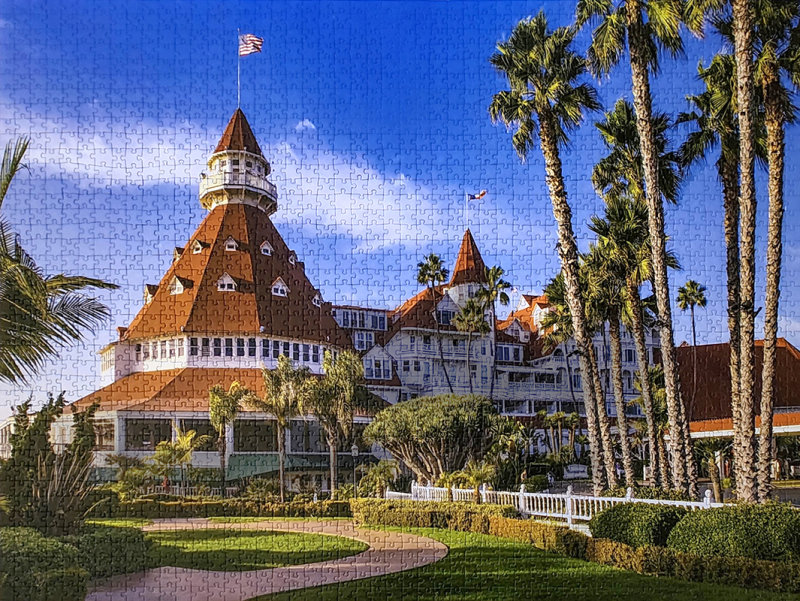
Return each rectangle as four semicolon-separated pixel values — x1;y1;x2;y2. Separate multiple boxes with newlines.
218;423;227;497
466;333;474;394
432;285;454;393
732;0;759;503
537;112;606;495
758;68;785;502
628;283;660;487
489;305;498;400
658;433;670;488
609;314;635;485
328;433;338;494
590;343;618;488
708;455;723;503
627;0;690;495
690;305;697;422
720;157;742;490
278;426;286;503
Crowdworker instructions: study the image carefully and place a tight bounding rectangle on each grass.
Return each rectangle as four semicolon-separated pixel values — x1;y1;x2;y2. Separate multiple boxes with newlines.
255;527;797;601
85;517;154;527
207;517;350;523
147;528;368;571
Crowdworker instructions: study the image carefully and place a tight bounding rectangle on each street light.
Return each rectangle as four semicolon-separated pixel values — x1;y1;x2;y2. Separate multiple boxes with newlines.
351;443;359;499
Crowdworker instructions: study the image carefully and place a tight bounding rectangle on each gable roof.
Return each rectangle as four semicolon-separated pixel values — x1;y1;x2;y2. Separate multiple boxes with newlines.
122;202;350;347
450;229;488;286
214;109;263;157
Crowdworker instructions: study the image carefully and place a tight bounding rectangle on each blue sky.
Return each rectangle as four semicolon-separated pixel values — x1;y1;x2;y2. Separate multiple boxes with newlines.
1;0;799;416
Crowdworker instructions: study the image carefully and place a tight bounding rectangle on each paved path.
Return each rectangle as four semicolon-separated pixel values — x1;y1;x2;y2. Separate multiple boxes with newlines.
87;519;448;601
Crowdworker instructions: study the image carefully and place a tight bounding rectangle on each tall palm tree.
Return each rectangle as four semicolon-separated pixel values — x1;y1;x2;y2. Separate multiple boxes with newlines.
585;244;636;485
246;355;311;502
677;279;707;421
489;12;606;495
477;265;511;399
577;0;692;496
172;426;212;489
0;137;118;384
306;350;364;493
453;298;490;394
209;381;250;493
417;253;454;392
633;365;671;487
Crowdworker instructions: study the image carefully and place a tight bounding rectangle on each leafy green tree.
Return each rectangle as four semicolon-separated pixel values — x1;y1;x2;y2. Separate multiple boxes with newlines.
247;355;310;502
453;298;490;394
489;13;606;495
577;0;693;497
364;394;499;484
476;265;511;399
0;137;118;384
208;381;250;493
417;253;453;392
306;350;364;493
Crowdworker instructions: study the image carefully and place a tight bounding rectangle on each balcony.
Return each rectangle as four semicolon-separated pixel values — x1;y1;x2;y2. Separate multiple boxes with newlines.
199;171;278;201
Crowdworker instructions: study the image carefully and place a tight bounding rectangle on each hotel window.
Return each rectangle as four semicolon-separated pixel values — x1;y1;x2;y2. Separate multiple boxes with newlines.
160;340;167;358
151;341;158;359
288;253;296;266
358;312;365;328
409;335;415;350
260;241;273;256
189;338;199;356
236;338;245;357
402;360;410;372
481;365;488;384
292;343;300;361
168;339;176;358
225;338;233;357
452;339;459;349
364;360;373;379
272;283;288;297
143;344;150;360
213;338;222;357
135;344;142;361
245;160;252;168
282;341;290;357
572;373;582;390
177;339;184;357
481;343;486;356
423;335;431;349
355;332;365;350
302;344;310;362
201;338;210;357
371;315;379;329
312;345;320;363
272;340;280;359
342;312;350;327
624;349;635;363
513;347;521;362
261;339;269;358
378;315;386;330
225;237;238;251
232;159;240;167
413;360;420;372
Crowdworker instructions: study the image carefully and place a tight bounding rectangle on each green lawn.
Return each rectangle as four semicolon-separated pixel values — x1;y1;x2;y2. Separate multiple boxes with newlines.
85;518;154;528
206;517;350;524
256;527;796;601
147;529;368;571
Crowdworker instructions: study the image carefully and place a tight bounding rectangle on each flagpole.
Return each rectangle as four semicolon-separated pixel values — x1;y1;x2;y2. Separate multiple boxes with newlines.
465;193;469;231
237;28;241;108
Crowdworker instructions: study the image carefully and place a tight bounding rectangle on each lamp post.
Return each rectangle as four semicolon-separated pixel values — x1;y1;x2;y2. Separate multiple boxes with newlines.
351;443;359;499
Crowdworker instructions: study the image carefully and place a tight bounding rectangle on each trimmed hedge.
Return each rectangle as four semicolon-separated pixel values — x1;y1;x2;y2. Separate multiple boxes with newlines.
106;498;351;519
0;527;88;601
63;524;152;578
667;503;800;562
589;503;687;548
601;486;691;501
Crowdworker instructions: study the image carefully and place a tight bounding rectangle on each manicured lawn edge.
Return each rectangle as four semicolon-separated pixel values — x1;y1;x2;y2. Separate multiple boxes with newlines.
350;498;800;594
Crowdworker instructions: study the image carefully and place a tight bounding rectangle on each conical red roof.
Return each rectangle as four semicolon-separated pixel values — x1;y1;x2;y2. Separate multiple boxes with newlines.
122;202;350;348
214;108;263;156
450;229;487;286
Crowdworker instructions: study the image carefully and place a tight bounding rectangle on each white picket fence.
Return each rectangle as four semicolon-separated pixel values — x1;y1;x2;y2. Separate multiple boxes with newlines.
144;485;239;498
385;482;723;528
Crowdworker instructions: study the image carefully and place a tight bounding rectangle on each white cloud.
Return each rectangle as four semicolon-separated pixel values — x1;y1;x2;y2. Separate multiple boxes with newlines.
294;118;316;132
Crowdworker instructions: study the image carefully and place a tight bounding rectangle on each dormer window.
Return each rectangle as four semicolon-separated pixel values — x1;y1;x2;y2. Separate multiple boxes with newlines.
312;292;323;308
191;240;209;254
169;276;192;295
173;247;184;263
224;236;239;252
260;241;273;256
217;273;237;291
288;252;297;266
245;161;253;168
271;277;289;297
144;284;158;304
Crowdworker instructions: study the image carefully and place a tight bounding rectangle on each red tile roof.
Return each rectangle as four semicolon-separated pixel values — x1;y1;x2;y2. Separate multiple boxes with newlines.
214;109;263;156
690;411;800;435
70;368;387;417
122;202;351;348
450;229;487;286
679;338;800;423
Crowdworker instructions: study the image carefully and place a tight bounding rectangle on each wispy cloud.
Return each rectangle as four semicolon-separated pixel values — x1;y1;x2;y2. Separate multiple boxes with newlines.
294;118;316;132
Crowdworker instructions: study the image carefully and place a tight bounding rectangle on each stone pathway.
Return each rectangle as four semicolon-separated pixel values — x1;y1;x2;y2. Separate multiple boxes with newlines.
87;519;448;601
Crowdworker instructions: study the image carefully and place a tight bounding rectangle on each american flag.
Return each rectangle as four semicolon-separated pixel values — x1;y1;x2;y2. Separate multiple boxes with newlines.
467;190;488;201
238;34;264;56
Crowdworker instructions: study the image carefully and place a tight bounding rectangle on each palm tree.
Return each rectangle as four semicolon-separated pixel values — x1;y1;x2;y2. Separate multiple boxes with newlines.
458;459;496;504
489;13;606;495
477;265;511;399
577;0;692;497
677;279;707;421
172;426;212;490
453;298;490;394
417;253;454;392
695;437;730;503
306;350;364;493
0;137;119;384
677;54;745;489
542;272;616;490
633;365;671;488
209;381;250;494
585;244;636;485
360;460;400;498
247;355;310;502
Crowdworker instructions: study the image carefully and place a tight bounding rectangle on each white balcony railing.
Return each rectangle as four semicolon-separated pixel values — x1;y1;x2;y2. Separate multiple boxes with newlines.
200;171;278;199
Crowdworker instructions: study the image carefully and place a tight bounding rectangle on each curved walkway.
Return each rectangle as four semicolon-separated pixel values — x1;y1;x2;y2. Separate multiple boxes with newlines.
87;518;448;601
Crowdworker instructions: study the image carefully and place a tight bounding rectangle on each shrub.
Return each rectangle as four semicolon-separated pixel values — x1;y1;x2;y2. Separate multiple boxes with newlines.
486;516;588;559
522;474;549;492
0;527;88;601
63;523;152;578
244;477;280;501
601;486;691;501
667;503;800;562
111;498;351;519
350;498;517;531
589;503;687;548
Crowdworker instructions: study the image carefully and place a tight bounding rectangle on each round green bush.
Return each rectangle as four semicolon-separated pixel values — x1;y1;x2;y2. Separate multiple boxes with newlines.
601;486;691;501
666;503;800;561
64;524;152;578
589;502;688;548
